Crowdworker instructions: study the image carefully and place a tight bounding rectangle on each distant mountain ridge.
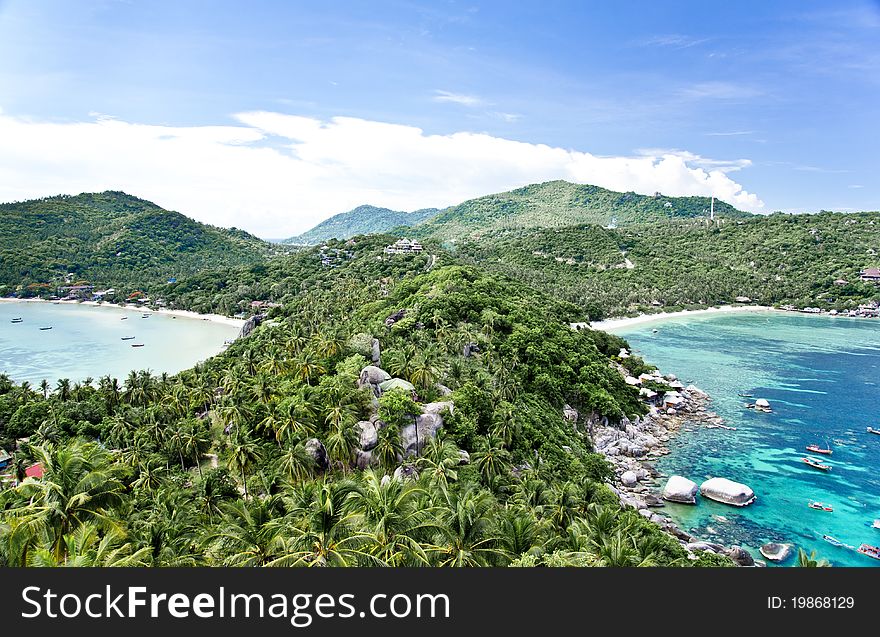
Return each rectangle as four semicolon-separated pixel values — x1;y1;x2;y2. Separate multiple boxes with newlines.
285;180;750;245
0;191;271;294
410;180;751;242
283;204;440;245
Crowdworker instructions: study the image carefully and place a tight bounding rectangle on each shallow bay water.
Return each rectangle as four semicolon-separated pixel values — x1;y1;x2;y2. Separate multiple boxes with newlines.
611;311;880;567
0;302;239;385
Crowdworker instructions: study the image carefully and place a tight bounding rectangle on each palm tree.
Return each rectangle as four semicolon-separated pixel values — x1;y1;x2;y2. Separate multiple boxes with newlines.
225;428;262;499
471;436;511;484
292;351;326;385
490;402;520;448
204;498;290;566
275;443;316;483
55;378;72;402
27;523;151;567
282;480;379;566
372;423;403;470
409;354;439;392
416;438;460;490
428;486;509;567
38;379;50;400
348;471;435;566
275;390;317;444
797;547;830;567
0;440;124;565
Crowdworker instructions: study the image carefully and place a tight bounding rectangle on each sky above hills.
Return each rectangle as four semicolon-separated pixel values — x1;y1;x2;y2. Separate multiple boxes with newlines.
0;0;877;237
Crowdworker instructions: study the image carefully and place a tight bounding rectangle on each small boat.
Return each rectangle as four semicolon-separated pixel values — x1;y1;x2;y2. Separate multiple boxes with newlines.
802;456;832;471
10;318;23;323
857;544;880;561
652;328;659;333
141;314;150;318
808;501;833;512
867;427;880;436
738;392;754;398
806;444;832;455
121;336;136;341
39;326;53;331
131;343;145;348
120;316;128;320
823;534;845;547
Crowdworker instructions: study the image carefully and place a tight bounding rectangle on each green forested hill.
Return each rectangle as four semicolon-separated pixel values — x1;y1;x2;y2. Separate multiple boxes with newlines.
1;234;721;567
411;180;750;242
0;191;272;295
456;212;880;319
283;204;440;245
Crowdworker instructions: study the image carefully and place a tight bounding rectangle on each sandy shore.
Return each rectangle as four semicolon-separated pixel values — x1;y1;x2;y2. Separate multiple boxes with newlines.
585;305;778;331
0;297;245;328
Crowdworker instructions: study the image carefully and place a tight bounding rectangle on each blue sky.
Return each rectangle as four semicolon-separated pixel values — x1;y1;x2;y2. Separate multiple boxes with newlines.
0;0;877;236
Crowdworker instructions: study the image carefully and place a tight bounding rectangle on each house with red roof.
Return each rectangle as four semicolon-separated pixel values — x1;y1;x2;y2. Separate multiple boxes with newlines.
24;463;44;479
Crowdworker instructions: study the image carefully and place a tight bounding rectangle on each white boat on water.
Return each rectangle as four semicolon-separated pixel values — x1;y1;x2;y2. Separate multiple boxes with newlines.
867;426;880;436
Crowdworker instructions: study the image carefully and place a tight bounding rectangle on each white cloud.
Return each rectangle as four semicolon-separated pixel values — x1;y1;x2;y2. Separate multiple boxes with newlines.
432;90;484;106
0;111;764;237
705;130;755;136
679;81;763;100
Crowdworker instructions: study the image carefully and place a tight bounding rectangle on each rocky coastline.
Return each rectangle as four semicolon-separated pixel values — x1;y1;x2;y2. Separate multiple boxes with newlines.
591;370;758;567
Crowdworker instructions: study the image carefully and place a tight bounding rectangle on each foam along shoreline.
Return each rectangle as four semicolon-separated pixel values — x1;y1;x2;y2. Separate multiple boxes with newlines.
0;297;245;328
584;305;777;331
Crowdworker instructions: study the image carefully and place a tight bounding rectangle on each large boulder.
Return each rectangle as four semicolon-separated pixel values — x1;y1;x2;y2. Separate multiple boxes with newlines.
661;476;699;504
562;404;578;423
422;401;454;416
727;546;755;567
356;420;378;451
392;465;419;482
700;477;756;507
379;378;415;393
355;449;376;471
304;438;329;472
620;471;639;487
759;543;792;562
360;365;391;387
400;413;445;456
370;338;381;364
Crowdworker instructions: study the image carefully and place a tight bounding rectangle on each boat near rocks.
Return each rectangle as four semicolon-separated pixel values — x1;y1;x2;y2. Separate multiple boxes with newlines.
699;477;756;507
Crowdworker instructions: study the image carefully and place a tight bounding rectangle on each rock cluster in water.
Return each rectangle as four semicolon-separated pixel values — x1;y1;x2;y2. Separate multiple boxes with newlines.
591;371;757;566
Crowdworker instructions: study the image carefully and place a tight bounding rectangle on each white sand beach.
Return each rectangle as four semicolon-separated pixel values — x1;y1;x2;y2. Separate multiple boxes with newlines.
0;297;245;328
586;305;778;331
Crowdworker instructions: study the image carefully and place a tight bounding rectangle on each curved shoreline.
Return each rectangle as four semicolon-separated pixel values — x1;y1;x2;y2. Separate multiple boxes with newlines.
0;297;245;328
586;305;777;331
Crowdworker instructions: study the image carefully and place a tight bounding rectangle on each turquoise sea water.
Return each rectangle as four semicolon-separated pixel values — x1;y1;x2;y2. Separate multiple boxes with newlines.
0;302;239;385
611;311;880;567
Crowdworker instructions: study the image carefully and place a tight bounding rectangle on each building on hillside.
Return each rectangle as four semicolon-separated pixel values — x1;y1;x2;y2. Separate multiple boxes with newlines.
24;463;44;480
58;284;94;300
383;238;424;254
833;279;848;286
0;449;11;470
859;268;880;282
